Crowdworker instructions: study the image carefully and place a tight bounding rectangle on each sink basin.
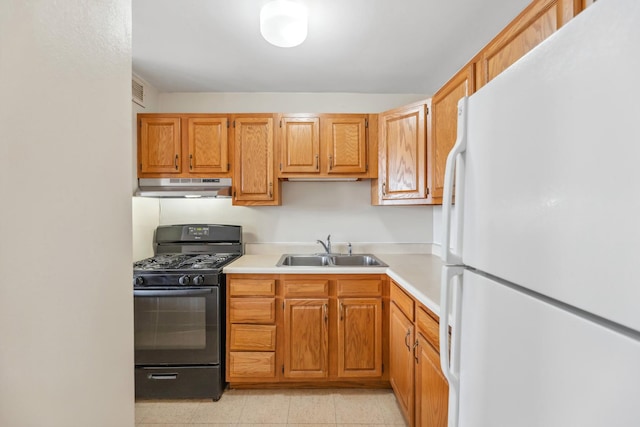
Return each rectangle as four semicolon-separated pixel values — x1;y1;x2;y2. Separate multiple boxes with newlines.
330;254;387;266
277;254;332;266
276;254;387;267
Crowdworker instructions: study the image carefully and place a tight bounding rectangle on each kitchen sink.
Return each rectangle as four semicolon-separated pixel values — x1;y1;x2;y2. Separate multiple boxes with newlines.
276;254;387;267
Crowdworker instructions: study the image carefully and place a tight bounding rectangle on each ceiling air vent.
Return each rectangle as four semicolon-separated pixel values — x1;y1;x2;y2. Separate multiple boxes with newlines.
132;76;145;108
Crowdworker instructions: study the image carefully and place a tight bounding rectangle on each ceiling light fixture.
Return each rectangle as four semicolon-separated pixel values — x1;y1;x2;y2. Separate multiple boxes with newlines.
260;0;308;48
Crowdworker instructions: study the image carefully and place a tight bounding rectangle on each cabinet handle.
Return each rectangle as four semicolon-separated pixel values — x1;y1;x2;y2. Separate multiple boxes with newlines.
315;154;319;170
189;154;193;170
174;154;179;170
340;302;344;321
329;155;333;170
268;182;273;199
382;182;386;196
324;303;328;323
404;328;411;350
413;340;419;364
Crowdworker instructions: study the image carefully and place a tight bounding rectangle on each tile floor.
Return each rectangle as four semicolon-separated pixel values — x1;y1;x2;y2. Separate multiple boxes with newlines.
136;388;408;426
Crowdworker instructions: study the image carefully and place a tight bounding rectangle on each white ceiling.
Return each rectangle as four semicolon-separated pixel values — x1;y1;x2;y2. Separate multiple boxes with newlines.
133;0;531;95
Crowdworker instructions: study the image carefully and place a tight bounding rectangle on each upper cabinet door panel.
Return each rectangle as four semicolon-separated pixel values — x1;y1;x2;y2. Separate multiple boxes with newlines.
139;117;181;174
280;116;320;174
187;117;228;174
381;104;426;201
431;67;473;201
324;116;367;174
233;116;276;203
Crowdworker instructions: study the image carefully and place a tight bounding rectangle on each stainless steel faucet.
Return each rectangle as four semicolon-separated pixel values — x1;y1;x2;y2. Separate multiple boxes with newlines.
316;234;331;254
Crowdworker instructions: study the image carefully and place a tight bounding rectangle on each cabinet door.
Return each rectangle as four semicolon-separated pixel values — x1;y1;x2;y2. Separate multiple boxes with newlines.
280;116;320;174
390;302;415;425
323;116;367;174
233;116;277;205
337;298;382;378
378;103;427;202
476;0;580;89
283;298;329;379
139;117;181;174
415;334;448;427
187;117;229;174
430;66;473;202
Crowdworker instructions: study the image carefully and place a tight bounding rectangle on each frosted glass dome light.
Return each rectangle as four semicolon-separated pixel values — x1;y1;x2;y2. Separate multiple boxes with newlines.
260;0;308;48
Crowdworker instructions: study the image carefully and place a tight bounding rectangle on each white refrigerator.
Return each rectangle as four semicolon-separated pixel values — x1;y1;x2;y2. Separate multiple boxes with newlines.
439;0;640;426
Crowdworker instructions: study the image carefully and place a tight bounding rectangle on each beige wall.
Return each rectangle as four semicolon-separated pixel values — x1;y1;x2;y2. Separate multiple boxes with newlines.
0;1;134;426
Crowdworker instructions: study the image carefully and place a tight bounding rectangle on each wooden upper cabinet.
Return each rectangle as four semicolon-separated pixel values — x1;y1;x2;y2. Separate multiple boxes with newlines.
476;0;581;89
373;100;429;205
138;117;182;174
430;65;474;203
232;115;280;206
279;115;320;174
323;116;368;175
277;114;373;179
138;114;231;178
187;117;228;174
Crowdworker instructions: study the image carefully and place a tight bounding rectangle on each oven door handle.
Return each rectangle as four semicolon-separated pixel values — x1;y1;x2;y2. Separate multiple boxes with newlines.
134;288;214;297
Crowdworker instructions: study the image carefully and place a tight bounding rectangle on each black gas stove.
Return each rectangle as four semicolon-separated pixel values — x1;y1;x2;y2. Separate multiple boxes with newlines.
133;224;243;287
133;224;242;401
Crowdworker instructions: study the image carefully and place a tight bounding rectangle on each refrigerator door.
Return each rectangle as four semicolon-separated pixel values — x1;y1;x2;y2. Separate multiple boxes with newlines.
458;0;640;331
457;269;640;427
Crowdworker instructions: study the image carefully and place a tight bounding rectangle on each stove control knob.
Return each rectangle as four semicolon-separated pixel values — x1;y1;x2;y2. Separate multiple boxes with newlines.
179;275;190;286
134;276;144;286
192;275;205;285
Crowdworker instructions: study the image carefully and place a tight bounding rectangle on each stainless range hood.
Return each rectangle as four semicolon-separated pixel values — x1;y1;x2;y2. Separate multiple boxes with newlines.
136;178;232;198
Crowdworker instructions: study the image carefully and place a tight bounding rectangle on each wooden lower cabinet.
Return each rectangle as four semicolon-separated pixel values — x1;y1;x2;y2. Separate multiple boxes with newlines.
390;280;449;427
415;334;448;427
390;301;416;425
283;298;329;378
226;273;387;386
337;297;382;378
226;276;278;383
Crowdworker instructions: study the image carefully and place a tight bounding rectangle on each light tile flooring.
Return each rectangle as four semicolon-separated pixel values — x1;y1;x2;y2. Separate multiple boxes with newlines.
136;388;408;426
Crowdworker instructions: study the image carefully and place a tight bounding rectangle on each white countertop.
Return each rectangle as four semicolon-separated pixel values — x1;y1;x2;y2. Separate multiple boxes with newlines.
223;253;443;316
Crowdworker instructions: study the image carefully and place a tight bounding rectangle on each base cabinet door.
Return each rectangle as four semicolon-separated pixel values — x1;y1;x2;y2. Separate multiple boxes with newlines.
415;334;448;427
337;297;382;378
390;302;415;425
283;298;329;379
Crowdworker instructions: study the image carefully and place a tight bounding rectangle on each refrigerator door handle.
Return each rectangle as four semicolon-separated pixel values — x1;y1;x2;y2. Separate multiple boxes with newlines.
441;97;468;265
440;265;464;427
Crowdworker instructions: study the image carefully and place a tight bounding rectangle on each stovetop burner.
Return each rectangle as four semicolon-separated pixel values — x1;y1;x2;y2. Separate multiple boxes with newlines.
133;253;238;271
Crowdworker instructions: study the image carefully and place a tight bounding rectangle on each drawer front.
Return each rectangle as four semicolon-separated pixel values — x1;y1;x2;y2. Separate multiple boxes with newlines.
229;278;276;296
390;281;414;321
417;306;440;353
229;298;276;324
229;351;276;378
283;279;329;297
230;324;277;351
336;279;382;297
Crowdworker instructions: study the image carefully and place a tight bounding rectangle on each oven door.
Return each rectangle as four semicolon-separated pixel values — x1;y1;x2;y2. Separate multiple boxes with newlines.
133;287;220;366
